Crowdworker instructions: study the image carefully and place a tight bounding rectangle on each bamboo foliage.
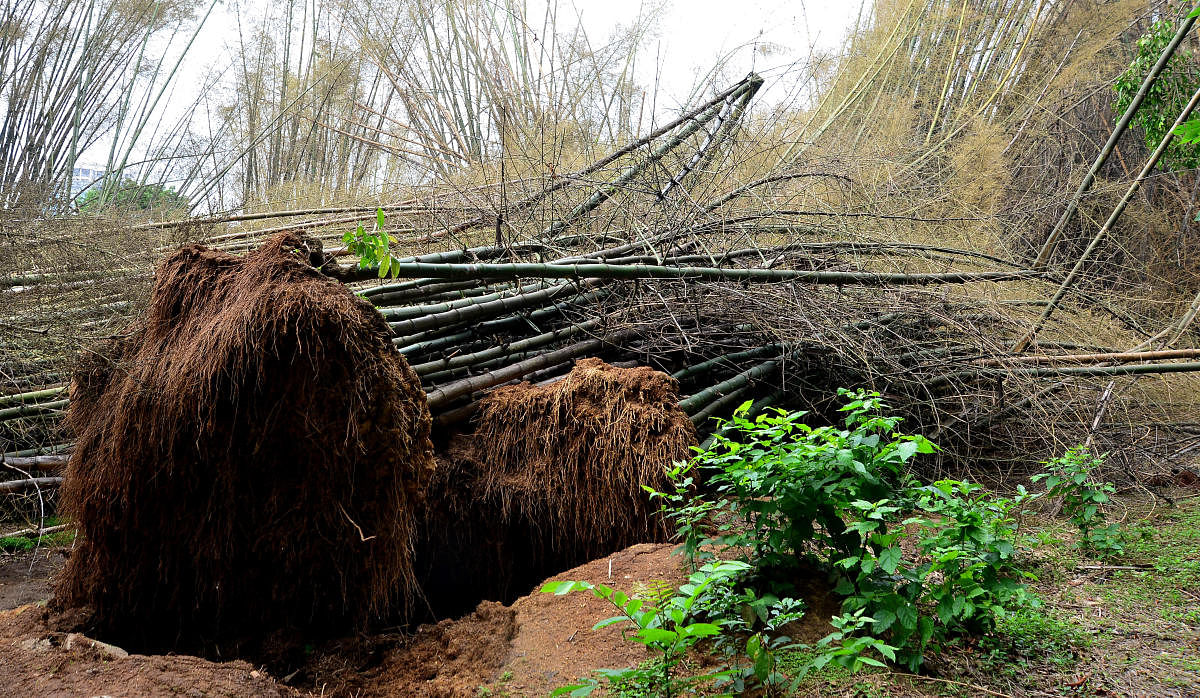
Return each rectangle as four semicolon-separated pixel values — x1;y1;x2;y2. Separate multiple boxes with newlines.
0;0;205;209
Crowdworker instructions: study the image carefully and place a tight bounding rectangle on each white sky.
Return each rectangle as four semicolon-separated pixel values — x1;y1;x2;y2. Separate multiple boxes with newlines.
573;0;864;107
83;1;865;168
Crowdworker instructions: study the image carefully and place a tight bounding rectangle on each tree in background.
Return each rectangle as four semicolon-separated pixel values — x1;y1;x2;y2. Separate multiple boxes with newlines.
78;179;190;215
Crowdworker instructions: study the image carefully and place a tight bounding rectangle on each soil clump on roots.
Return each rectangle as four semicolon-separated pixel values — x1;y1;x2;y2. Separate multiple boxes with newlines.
54;231;436;654
416;358;696;616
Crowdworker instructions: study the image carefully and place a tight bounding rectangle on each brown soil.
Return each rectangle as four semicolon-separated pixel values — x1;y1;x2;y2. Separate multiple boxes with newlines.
0;548;63;612
0;542;841;697
0;604;297;697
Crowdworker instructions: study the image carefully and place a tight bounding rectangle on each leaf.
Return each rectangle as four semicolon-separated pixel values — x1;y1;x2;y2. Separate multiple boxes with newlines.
376;207;385;229
894;441;919;462
879;546;902;574
936;596;955;624
918;616;935;643
681;622;722;638
872;608;897;633
637;628;678;645
540;581;571;594
378;254;390;278
592;616;628;630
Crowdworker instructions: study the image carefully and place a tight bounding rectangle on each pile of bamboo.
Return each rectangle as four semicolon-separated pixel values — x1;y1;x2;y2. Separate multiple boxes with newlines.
8;67;1200;489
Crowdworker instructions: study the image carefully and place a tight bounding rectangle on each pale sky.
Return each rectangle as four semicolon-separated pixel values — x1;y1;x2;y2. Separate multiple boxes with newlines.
573;0;863;107
83;1;865;169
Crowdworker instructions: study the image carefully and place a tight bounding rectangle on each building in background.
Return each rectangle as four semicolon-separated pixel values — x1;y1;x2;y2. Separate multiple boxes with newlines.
71;164;105;197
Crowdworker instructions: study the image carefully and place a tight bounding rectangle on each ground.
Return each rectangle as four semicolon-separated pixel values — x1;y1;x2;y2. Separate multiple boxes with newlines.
0;492;1198;697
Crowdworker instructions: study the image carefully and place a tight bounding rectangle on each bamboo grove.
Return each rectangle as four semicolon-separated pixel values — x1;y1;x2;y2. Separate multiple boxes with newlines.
8;1;1200;506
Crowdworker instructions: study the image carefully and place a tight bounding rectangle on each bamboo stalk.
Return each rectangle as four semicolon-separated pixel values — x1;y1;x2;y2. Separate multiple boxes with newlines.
977;348;1200;366
0;399;70;422
1015;78;1200;352
387;280;602;335
425;329;637;409
0;455;67;469
0;385;67;407
672;345;784;382
411;317;603;375
0;523;71;539
0;477;62;493
370;261;1047;286
378;280;552;321
1032;5;1200;269
680;359;781;414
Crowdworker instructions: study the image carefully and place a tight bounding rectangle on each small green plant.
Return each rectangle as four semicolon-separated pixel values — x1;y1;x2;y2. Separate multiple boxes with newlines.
990;604;1085;667
810;609;898;674
1033;447;1124;556
652;390;1037;671
344;208;406;278
0;519;74;552
542;560;758;697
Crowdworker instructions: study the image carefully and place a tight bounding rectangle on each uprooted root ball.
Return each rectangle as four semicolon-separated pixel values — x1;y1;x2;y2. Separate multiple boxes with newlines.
56;231;436;650
416;358;695;615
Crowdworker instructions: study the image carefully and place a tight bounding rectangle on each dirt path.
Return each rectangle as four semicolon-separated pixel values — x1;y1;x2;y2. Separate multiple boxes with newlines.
0;547;63;611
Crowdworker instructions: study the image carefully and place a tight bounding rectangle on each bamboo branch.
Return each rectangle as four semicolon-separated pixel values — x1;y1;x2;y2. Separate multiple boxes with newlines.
1015;77;1200;352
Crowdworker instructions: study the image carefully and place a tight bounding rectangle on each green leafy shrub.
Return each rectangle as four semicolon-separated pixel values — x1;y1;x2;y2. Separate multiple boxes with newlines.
1113;9;1200;170
653;390;1037;671
1033;447;1124;556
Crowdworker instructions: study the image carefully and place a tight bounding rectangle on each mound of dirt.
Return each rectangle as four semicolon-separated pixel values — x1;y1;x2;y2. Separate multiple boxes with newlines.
1;542;840;697
416;358;696;616
56;231;436;651
0;605;297;697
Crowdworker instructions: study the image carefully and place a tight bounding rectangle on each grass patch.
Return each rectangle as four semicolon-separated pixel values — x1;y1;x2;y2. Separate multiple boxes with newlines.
0;517;73;552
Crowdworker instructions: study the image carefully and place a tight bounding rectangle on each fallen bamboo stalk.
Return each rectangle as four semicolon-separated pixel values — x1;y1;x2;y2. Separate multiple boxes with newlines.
1;445;73;460
940;361;1200;385
379;281;553;321
0;477;63;493
0;399;70;422
411;317;604;375
0;455;67;469
367;280;489;306
0;523;71;539
977;349;1200;367
690;383;755;427
680;359;781;414
1015;77;1200;352
425;330;637;409
387;280;603;335
0;385;68;407
1032;8;1200;269
672;344;785;381
432;74;764;241
546;80;761;237
367;262;1047;286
